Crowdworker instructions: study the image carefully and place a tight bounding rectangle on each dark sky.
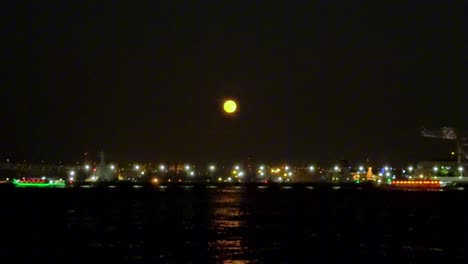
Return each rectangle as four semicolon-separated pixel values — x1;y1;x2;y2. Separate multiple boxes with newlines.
1;1;466;165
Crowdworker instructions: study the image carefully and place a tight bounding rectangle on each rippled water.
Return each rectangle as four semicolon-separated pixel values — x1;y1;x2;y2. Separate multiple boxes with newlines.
0;185;466;263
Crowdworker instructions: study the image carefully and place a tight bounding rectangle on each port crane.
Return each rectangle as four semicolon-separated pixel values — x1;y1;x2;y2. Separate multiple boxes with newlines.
421;127;468;173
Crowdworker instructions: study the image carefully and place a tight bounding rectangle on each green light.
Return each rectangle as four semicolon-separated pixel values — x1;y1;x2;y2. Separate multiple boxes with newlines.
13;179;65;188
356;180;360;184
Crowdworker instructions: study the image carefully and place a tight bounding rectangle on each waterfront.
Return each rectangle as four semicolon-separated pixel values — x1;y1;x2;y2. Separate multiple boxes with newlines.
0;185;465;263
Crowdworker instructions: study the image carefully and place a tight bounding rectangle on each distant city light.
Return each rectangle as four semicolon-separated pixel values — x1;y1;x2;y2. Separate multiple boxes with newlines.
159;165;165;171
190;171;195;176
69;170;75;176
285;166;290;171
458;166;464;172
235;165;240;170
134;165;140;171
384;166;389;171
185;165;190;171
110;164;115;170
408;166;413;172
209;165;215;171
84;165;90;170
309;166;315;171
433;166;438;172
334;166;339;171
259;165;265;171
358;166;364;171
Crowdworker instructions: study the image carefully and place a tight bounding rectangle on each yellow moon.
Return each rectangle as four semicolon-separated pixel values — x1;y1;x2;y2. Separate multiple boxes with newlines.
223;100;237;114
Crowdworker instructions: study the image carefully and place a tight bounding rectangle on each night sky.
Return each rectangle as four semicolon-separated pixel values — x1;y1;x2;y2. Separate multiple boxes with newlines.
1;1;466;165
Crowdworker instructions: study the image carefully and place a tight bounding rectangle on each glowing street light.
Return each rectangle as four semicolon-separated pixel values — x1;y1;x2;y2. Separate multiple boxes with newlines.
334;166;339;172
69;170;75;176
159;165;166;171
309;165;315;172
358;166;364;172
408;166;413;172
223;100;237;114
110;164;115;171
209;165;216;172
134;165;140;171
84;165;90;170
185;165;190;171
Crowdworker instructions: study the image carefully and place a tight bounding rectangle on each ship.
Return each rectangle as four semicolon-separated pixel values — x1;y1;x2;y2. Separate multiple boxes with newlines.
12;178;66;188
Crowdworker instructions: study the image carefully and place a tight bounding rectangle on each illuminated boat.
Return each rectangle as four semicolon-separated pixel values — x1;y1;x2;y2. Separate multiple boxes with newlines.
12;178;66;188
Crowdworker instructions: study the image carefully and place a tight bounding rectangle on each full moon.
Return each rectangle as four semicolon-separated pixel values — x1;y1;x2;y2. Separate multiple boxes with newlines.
223;100;237;114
